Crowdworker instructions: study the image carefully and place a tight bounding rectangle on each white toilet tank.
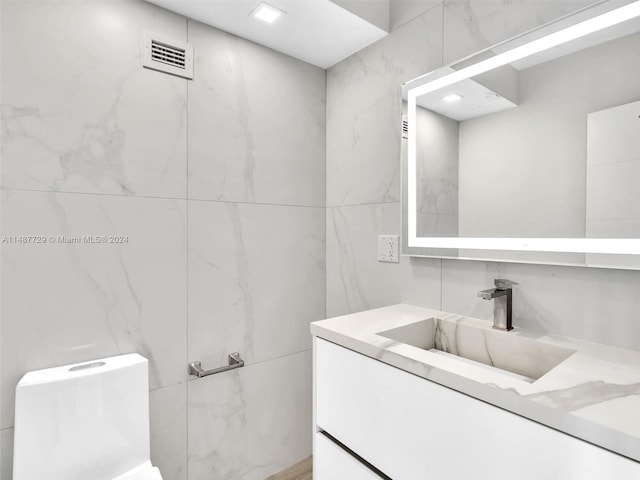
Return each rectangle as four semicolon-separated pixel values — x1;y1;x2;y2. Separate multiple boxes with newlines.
13;353;162;480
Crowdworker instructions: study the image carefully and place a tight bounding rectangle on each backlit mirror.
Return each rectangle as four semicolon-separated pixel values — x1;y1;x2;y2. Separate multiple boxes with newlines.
402;0;640;268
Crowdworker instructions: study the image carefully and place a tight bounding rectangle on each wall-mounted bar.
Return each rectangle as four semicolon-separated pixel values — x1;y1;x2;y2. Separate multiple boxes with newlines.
188;352;244;378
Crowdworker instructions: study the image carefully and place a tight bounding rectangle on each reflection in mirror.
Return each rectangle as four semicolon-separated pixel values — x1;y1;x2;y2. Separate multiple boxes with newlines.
402;0;640;268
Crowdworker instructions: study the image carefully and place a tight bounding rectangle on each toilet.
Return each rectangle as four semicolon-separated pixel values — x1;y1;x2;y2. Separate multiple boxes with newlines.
13;353;163;480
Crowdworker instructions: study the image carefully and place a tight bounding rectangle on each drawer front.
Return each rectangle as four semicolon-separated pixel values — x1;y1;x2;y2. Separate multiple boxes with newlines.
314;432;383;480
315;337;640;480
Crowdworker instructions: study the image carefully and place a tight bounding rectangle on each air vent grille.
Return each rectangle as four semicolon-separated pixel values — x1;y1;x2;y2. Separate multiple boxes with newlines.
402;119;408;139
151;40;186;69
142;32;193;79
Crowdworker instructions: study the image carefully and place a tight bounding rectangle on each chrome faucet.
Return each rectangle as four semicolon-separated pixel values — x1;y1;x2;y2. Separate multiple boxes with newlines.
478;279;519;331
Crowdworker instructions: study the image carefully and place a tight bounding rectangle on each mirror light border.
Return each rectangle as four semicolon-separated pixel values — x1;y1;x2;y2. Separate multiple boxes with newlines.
407;0;640;255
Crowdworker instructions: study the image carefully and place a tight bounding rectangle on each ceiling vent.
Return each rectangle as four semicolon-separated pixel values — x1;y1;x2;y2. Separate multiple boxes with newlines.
142;32;193;79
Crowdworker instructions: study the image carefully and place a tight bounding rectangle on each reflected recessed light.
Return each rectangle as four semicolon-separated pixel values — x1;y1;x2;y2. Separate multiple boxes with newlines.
252;2;286;24
442;93;463;102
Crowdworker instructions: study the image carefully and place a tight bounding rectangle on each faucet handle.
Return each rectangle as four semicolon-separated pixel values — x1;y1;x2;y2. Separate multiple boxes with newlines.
494;278;518;290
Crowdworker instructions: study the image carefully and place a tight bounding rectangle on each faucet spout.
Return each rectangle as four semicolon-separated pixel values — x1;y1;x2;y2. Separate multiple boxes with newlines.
477;288;507;300
477;279;518;331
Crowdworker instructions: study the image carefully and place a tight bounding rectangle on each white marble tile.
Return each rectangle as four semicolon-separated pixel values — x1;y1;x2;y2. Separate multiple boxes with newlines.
442;259;640;351
187;350;312;480
326;202;405;317
1;190;187;429
498;262;640;351
441;259;500;322
188;200;325;370
326;5;443;207
399;257;442;309
443;0;596;64
187;20;325;207
150;383;188;480
0;428;12;480
1;0;187;198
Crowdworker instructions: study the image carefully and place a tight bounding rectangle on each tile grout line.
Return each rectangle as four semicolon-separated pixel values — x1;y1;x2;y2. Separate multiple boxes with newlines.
324;66;329;322
0;186;327;210
327;200;401;208
185;16;190;480
2;187;395;211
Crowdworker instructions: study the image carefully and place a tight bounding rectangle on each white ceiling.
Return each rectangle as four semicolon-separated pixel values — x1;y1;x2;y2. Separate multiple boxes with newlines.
416;68;518;122
145;0;389;69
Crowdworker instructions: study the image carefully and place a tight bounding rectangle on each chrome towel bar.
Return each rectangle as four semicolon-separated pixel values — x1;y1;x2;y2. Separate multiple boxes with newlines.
188;352;244;378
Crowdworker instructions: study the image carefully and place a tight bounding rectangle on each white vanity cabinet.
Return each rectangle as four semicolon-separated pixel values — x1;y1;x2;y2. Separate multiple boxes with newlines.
314;337;640;480
314;431;383;480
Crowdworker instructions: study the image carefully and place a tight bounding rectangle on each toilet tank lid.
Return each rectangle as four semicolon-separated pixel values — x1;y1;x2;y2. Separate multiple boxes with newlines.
113;462;163;480
18;353;148;386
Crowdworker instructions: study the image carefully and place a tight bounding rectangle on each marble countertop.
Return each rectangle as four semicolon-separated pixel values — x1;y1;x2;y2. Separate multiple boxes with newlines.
311;304;640;462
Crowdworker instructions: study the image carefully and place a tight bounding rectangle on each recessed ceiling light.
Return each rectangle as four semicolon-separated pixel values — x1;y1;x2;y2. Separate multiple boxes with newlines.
251;2;285;24
442;93;463;103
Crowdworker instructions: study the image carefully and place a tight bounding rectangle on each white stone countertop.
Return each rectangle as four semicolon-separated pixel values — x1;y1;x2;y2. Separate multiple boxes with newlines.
310;304;640;462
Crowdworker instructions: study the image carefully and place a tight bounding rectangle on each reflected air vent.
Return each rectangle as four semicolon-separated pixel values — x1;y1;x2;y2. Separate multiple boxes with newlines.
402;118;408;140
142;32;193;79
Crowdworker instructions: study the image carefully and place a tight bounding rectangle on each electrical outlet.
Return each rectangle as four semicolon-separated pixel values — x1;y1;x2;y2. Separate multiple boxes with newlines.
378;235;399;263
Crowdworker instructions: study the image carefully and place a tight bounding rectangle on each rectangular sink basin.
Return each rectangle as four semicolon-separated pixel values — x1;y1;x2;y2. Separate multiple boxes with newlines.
378;318;575;382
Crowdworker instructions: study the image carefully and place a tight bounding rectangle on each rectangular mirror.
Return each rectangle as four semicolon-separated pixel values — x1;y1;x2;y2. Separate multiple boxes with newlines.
402;0;640;268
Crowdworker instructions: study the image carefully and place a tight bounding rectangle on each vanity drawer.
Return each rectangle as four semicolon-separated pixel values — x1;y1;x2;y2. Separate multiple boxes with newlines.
314;337;640;479
314;432;383;480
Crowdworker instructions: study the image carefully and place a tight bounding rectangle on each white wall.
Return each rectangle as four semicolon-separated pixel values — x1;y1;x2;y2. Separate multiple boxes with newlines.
586;99;640;268
0;1;326;478
326;0;640;351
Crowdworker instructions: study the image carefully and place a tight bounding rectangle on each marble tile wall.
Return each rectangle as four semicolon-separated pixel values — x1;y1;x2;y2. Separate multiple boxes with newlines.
4;0;637;478
1;1;325;479
187;350;312;480
442;0;598;64
0;429;12;480
326;0;640;352
188;201;325;369
187;20;325;206
326;202;403;317
326;3;444;320
1;0;188;198
184;16;325;479
0;190;188;429
150;383;189;480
